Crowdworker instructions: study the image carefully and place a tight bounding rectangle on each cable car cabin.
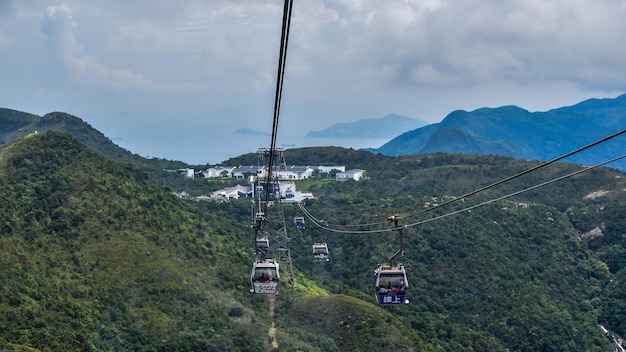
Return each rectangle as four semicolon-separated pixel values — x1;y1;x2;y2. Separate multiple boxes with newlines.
294;216;305;230
252;212;265;230
253;182;278;201
255;237;270;256
250;259;280;294
312;242;329;262
375;264;409;305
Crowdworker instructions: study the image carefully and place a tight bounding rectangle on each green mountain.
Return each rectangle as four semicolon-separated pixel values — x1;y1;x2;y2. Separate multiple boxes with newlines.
2;132;625;350
0;132;441;351
2;105;626;351
0;108;188;170
370;94;626;170
233;147;626;351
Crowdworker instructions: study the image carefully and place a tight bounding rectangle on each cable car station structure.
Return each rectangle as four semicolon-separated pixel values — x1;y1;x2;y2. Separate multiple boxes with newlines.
250;148;295;294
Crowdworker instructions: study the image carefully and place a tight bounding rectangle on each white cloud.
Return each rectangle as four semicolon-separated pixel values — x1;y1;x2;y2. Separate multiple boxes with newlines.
0;0;18;52
0;30;14;51
409;64;459;86
1;0;625;163
39;4;199;93
0;0;15;16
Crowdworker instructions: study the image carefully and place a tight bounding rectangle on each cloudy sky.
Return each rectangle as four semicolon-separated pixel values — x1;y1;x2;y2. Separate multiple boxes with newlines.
1;0;625;164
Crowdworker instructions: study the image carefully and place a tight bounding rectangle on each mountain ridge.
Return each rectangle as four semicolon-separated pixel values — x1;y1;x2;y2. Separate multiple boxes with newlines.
1;131;625;350
0;108;190;172
369;94;626;170
0;131;442;350
4;94;626;171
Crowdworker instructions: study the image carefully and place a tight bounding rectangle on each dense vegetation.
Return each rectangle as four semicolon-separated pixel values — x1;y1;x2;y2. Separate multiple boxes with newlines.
1;132;625;351
0;108;189;171
223;146;626;350
0;132;437;351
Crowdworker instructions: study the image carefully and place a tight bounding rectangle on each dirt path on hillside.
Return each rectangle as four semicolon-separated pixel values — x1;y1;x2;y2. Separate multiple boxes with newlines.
0;143;15;161
268;294;278;349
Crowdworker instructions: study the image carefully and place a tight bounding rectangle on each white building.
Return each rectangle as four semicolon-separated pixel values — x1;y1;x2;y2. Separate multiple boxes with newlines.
336;169;364;181
314;165;345;173
232;166;262;179
275;165;315;180
278;181;314;202
179;168;195;179
201;164;347;181
201;166;236;178
211;185;252;200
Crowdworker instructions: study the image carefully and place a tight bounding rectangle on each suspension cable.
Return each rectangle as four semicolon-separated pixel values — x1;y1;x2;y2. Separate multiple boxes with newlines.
298;153;626;234
264;0;294;213
400;127;626;221
299;127;626;229
405;153;626;228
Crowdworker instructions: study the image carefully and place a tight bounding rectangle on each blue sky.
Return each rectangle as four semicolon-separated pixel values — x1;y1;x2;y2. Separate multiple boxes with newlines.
1;0;625;164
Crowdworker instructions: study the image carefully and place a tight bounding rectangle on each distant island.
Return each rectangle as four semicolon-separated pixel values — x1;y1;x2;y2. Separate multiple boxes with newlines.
305;114;428;139
233;128;270;136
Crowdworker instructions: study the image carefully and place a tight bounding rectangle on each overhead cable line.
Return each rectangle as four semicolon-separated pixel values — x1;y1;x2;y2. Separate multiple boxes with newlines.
263;0;294;214
399;127;626;222
249;0;295;297
403;152;626;228
301;127;626;229
299;153;626;235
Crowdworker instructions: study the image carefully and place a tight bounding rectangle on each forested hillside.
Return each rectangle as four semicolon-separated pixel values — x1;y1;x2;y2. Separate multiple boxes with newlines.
229;147;626;351
1;133;625;351
0;108;188;171
0;132;437;351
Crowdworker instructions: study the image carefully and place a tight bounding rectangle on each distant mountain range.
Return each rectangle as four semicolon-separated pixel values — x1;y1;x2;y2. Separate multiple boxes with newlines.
367;94;626;170
234;114;429;140
305;114;428;139
3;94;626;170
